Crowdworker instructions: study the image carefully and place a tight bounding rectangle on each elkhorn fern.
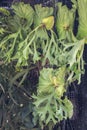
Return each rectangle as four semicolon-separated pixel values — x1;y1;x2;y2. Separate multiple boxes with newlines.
77;0;87;40
33;67;73;127
56;2;76;40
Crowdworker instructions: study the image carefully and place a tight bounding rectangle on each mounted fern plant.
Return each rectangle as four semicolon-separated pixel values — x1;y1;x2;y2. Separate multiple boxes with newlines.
76;0;87;41
56;2;76;41
32;67;73;128
0;1;86;130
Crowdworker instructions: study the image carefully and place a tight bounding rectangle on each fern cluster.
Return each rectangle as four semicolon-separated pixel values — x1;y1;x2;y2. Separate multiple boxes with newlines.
0;0;87;129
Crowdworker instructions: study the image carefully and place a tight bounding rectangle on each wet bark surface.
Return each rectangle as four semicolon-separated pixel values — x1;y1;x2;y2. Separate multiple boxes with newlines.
76;45;87;130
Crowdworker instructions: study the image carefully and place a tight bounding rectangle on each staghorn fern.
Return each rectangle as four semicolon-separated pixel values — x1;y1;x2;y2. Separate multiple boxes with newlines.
33;93;73;127
56;2;76;41
32;67;73;127
38;67;66;97
77;0;87;40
